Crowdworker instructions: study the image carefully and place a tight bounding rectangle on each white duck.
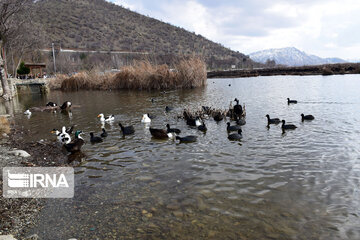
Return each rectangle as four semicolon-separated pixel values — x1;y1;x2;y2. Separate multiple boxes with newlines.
141;114;151;123
97;113;115;122
24;109;32;115
51;126;71;144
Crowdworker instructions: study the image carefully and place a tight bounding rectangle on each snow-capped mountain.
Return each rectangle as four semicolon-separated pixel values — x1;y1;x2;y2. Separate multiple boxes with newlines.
249;47;347;66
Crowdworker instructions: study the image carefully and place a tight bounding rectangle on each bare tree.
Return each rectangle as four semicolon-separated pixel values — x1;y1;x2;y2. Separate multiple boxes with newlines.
0;0;33;100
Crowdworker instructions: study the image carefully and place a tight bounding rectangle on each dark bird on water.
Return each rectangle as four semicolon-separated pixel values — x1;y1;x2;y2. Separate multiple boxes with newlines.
281;120;297;130
233;98;243;116
101;128;108;137
176;135;197;143
227;122;241;132
213;112;223;122
149;127;174;139
287;98;297;104
60;101;72;109
166;124;181;134
119;123;135;135
90;132;103;143
165;106;173;112
46;102;57;107
301;114;315;121
266;114;281;125
65;126;74;134
198;122;207;132
228;129;243;141
186;117;202;127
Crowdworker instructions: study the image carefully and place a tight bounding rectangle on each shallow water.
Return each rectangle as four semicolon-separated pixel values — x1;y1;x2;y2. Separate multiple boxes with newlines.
4;74;360;239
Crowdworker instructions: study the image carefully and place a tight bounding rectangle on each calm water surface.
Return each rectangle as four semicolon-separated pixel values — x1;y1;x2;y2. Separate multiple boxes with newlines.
4;75;360;239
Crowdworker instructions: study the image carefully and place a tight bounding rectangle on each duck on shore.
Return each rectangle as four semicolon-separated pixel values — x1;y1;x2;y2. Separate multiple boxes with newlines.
64;130;85;153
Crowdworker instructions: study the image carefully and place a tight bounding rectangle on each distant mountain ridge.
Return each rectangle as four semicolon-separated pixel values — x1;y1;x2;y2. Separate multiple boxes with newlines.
249;47;347;66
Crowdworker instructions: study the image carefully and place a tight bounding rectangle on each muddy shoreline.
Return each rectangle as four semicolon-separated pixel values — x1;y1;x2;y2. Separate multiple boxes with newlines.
0;126;71;239
207;62;360;78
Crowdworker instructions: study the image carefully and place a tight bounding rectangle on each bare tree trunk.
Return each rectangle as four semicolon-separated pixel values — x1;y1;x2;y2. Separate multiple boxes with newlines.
0;41;12;101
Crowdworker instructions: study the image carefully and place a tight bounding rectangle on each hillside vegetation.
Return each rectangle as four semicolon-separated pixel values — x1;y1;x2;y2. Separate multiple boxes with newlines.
31;0;260;70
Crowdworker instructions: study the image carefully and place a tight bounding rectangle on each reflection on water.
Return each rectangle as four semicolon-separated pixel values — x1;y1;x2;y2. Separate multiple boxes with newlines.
5;74;360;239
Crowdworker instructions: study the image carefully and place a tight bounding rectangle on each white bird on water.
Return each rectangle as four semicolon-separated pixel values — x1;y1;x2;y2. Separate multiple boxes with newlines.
97;113;115;122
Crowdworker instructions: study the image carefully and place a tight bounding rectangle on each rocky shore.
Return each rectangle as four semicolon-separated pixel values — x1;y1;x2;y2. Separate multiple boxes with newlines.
207;62;360;78
0;127;70;239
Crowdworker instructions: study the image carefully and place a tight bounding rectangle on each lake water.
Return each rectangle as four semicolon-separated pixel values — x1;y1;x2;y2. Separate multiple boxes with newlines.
4;74;360;239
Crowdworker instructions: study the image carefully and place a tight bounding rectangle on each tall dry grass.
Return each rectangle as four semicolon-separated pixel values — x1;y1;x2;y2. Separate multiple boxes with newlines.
50;57;207;91
0;116;10;136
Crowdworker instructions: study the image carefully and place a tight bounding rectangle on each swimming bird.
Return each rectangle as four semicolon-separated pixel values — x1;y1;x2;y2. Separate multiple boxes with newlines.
227;122;241;132
198;122;207;132
65;126;74;134
235;115;246;126
266;114;281;125
149;127;174;139
141;114;151;123
166;124;181;134
51;127;71;144
281;120;297;130
64;130;84;153
176;135;197;143
119;123;135;135
24;109;31;115
234;98;243;116
213;112;223;122
100;128;108;137
287;98;297;104
228;129;243;141
98;114;115;122
90;132;103;143
301;114;315;121
46;102;57;107
60;101;72;109
186;117;202;126
165;106;173;112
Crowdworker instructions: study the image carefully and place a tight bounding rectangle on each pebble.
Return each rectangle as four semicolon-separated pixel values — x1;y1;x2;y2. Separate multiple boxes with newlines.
172;211;184;217
8;150;31;158
166;203;180;210
0;235;17;240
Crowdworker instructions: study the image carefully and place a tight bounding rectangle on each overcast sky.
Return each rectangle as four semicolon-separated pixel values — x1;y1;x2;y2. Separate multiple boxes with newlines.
110;0;360;60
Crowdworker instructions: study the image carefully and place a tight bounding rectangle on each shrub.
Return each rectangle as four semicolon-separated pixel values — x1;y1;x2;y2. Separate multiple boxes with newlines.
17;62;30;75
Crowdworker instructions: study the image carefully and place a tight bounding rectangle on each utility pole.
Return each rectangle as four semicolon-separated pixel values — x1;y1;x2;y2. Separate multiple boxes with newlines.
52;43;56;73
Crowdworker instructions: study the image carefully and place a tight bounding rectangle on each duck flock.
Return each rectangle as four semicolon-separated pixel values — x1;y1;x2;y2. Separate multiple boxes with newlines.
23;97;314;154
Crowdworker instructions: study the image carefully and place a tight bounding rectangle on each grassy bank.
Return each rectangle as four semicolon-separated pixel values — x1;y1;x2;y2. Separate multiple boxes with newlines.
50;57;207;91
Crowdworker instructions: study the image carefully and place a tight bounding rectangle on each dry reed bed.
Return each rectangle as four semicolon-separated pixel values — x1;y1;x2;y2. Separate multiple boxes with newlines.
0;116;10;136
51;58;207;91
